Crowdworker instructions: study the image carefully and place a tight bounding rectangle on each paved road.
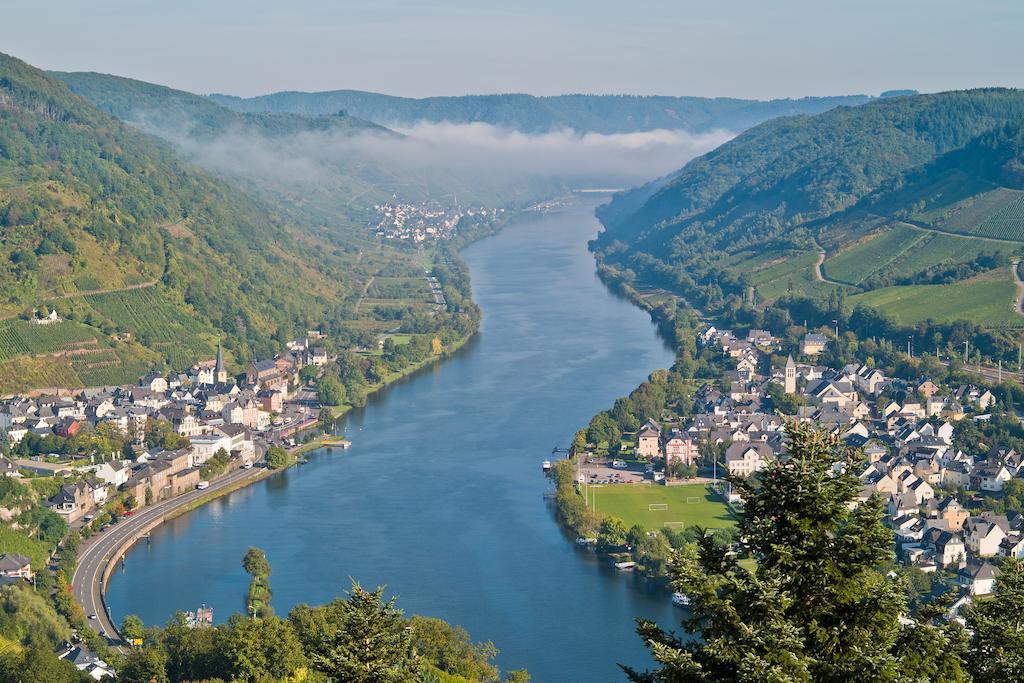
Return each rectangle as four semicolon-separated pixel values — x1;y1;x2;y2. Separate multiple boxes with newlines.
71;466;263;646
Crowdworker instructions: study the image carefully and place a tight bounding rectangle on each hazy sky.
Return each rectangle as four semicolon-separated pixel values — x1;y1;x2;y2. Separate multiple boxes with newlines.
4;0;1022;99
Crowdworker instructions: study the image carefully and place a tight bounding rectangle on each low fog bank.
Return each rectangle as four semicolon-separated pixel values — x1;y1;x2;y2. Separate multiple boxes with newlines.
137;115;733;205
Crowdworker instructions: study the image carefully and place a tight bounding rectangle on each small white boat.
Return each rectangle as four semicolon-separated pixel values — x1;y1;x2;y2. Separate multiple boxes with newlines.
542;460;552;472
672;592;691;607
575;537;597;546
614;561;636;571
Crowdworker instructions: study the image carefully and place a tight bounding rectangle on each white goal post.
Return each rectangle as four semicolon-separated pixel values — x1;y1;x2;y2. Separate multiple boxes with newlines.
648;503;668;511
663;521;684;529
686;497;701;504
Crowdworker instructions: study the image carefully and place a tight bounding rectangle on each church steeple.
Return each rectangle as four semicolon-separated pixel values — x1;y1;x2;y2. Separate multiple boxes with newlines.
214;343;227;384
784;354;796;394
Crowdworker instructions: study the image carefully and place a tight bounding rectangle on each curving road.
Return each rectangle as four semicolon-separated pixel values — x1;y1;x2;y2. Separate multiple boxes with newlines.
72;465;264;646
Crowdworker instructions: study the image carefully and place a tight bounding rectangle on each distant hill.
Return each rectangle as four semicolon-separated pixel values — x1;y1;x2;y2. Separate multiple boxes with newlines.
592;88;1024;328
207;90;872;134
55;71;570;217
0;52;404;391
54;71;388;139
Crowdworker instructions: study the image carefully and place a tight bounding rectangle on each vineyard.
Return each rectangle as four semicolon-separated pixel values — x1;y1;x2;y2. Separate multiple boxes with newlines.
823;224;1002;287
366;277;433;302
740;249;836;302
850;269;1022;327
83;287;212;344
0;320;101;361
924;188;1024;241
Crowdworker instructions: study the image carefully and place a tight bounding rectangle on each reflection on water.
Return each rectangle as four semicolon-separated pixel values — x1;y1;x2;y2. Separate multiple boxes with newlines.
108;198;677;681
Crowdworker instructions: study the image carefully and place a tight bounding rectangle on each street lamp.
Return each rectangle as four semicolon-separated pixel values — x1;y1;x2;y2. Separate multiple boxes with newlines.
832;319;838;337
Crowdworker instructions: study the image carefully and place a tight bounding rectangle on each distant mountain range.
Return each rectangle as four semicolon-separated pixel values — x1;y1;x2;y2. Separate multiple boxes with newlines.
207;90;875;134
592;88;1024;328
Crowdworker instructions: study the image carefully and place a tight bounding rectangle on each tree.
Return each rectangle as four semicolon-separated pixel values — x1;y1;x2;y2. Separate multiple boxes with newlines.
625;424;938;682
222;614;306;681
119;645;170;683
242;547;271;578
410;615;499;681
296;582;414;682
317;374;347;407
121;614;145;642
266;446;289;470
597;517;628;552
965;557;1024;681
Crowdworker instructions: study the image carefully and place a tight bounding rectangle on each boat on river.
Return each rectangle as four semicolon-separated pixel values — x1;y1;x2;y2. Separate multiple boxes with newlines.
542;459;552;472
672;592;691;607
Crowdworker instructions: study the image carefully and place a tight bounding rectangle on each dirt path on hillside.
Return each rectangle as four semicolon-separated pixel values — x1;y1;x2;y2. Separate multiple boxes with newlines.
1012;260;1024;317
353;275;376;314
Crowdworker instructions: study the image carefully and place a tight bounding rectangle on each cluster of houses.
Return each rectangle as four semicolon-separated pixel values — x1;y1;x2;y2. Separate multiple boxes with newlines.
0;339;330;524
370;201;503;241
633;325;1021;613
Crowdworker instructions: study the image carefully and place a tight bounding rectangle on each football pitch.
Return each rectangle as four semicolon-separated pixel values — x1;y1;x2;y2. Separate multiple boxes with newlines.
583;483;736;530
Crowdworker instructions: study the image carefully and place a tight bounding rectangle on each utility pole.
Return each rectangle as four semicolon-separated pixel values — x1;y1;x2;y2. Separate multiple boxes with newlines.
999;360;1003;383
965;340;969;364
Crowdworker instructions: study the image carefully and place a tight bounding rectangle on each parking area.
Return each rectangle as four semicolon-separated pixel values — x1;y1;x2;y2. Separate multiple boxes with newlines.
578;461;648;485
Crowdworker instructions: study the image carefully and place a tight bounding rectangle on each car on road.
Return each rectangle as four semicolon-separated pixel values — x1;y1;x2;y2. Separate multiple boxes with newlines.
611;460;628;469
242;462;253;469
197;481;210;490
88;614;97;620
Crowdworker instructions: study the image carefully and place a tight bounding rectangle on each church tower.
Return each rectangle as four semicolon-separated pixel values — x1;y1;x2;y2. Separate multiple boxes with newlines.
784;354;796;394
214;344;227;384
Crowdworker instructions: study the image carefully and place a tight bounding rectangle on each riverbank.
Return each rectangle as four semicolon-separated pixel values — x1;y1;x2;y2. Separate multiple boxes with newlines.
103;196;682;681
72;204;530;639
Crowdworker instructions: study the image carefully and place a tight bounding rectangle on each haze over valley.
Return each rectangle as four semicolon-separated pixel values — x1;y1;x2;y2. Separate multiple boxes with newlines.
3;3;1024;682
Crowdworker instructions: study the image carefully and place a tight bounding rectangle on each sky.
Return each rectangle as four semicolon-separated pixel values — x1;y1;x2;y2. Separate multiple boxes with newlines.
3;0;1022;99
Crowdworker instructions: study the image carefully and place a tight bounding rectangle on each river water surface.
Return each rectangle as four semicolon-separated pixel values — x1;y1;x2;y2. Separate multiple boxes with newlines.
107;198;679;681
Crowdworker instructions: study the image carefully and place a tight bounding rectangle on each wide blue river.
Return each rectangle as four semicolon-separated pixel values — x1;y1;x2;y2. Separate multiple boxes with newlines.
107;197;678;681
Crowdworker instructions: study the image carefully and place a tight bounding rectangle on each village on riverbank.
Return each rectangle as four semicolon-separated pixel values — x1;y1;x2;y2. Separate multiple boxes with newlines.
557;317;1024;620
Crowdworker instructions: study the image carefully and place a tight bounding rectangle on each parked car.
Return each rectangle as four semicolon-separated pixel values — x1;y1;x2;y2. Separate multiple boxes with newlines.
197;481;210;490
611;460;628;469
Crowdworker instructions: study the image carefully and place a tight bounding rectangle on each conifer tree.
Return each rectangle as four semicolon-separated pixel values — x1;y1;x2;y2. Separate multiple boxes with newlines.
624;424;964;682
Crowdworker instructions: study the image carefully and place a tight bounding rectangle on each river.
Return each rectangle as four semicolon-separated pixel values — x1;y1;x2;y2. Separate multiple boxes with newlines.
107;197;679;681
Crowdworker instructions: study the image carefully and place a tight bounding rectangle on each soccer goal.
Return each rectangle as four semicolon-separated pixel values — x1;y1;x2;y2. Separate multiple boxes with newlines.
648;503;668;511
686;497;701;504
663;521;684;529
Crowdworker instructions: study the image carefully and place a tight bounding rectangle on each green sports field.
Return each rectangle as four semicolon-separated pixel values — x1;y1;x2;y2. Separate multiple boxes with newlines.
585;483;735;531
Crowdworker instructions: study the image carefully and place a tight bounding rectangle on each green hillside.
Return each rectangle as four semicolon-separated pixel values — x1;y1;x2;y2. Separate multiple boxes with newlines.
208;90;872;134
593;90;1024;328
0;52;475;393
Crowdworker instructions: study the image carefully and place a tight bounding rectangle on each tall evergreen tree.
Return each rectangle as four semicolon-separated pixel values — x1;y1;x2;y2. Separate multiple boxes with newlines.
965;557;1024;682
624;424;964;682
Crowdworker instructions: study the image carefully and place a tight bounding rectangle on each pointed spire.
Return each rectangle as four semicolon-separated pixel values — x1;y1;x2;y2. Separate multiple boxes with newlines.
786;354;795;368
214;343;225;382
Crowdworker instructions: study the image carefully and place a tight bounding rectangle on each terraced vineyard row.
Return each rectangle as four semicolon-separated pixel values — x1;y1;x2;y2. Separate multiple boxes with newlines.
977;194;1024;241
0;320;100;361
924;187;1024;241
84;287;205;343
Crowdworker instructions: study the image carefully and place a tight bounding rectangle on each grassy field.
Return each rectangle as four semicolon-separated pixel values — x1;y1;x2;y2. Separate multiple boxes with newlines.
850;269;1022;327
586;483;735;531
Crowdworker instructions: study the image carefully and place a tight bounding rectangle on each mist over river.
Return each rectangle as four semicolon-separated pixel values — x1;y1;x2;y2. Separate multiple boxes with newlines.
107;197;678;681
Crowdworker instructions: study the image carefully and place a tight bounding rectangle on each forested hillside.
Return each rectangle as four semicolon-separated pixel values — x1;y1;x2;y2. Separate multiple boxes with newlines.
54;71;387;140
0;52;476;392
208;90;871;134
593;89;1024;330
